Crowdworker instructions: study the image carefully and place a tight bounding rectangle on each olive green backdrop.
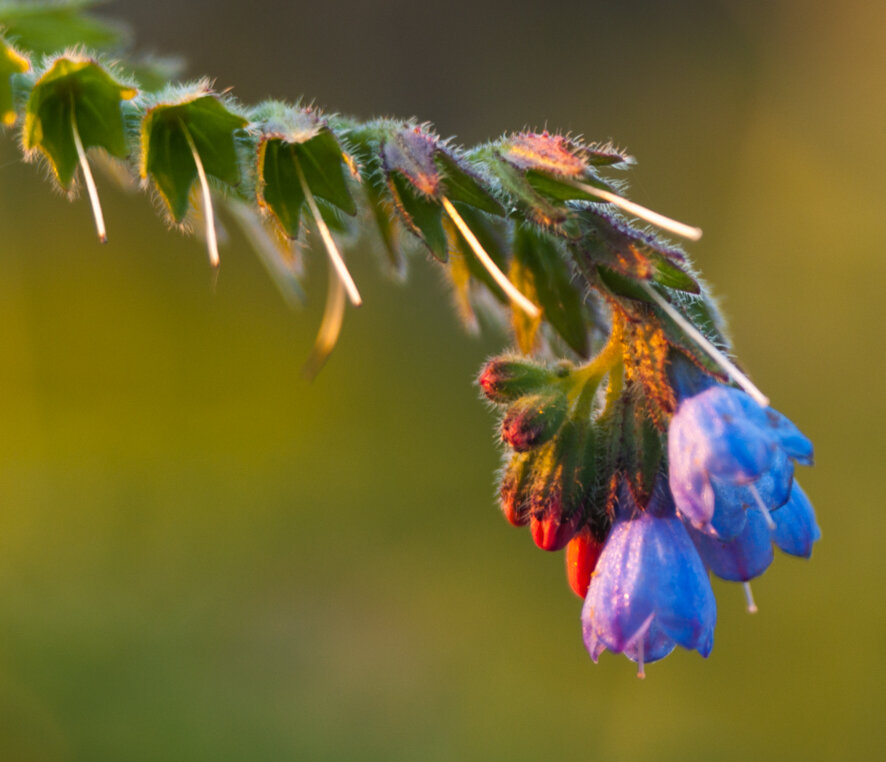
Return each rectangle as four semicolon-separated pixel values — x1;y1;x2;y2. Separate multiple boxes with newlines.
0;1;880;759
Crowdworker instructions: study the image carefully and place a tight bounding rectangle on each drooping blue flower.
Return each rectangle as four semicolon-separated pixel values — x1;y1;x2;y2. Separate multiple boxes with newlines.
668;384;813;540
581;482;716;676
772;482;821;558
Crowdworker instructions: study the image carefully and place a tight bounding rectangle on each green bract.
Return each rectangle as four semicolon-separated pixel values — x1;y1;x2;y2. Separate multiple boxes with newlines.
139;87;247;222
512;225;590;357
23;55;135;187
254;103;355;238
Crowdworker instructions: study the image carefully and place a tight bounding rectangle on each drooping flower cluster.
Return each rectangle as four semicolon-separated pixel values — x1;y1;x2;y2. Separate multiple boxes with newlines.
480;345;819;677
0;5;817;678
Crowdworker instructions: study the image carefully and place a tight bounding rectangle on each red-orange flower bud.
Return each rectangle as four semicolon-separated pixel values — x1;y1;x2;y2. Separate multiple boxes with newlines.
530;508;582;552
501;393;567;452
478;357;553;404
565;529;604;598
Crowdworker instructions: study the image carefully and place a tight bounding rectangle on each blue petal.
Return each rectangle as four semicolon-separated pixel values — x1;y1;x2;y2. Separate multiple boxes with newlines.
669;386;775;490
701;448;794;541
773;483;820;558
582;516;657;654
689;508;774;582
648;516;717;652
704;419;776;482
622;616;677;665
764;407;814;465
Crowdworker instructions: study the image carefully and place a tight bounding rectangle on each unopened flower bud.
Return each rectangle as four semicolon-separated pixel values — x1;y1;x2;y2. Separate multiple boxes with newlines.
501;393;567;452
527;422;584;550
382;126;440;197
530;507;582;551
478;357;554;404
499;451;533;527
566;529;604;598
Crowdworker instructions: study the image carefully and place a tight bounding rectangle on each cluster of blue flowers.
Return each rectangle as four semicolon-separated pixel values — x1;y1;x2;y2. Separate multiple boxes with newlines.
580;377;819;677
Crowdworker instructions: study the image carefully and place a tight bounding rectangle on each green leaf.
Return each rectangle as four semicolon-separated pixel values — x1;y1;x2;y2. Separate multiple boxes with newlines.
660;294;729;377
257;131;355;238
480;149;566;227
388;172;447;261
448;204;508;299
480;133;615;227
524;168;611;204
363;179;404;277
23;56;136;187
514;226;590;357
0;35;28;126
650;253;700;293
434;149;503;215
141;91;248;222
596;266;654;303
0;0;126;56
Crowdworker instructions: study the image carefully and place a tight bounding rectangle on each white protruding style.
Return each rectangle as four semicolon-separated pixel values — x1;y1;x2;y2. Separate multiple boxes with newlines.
441;196;541;319
636;636;646;680
743;582;758;614
567;179;703;241
293;154;362;307
71;108;107;243
640;282;770;408
181;122;219;268
749;484;777;531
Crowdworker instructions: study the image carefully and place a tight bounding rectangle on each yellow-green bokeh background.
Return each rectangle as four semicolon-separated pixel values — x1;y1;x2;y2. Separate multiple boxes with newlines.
0;1;881;759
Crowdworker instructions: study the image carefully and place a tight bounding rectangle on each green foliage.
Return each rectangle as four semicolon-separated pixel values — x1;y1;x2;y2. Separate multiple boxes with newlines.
0;1;740;506
23;56;134;187
140;87;247;222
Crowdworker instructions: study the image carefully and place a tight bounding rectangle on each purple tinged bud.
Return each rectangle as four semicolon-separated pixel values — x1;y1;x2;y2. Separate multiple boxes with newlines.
501;393;567;452
501;132;587;177
382;126;440;197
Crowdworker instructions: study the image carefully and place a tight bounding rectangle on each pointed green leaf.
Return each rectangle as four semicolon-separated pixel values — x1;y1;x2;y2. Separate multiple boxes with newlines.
660;294;730;377
479;149;566;227
23;56;136;187
0;36;28;126
524;168;612;204
596;265;654;303
388;172;447;260
448;204;508;300
515;227;590;357
650;253;700;293
257;136;305;237
258;129;355;238
364;179;404;277
434;149;503;215
297;130;356;215
141;92;248;222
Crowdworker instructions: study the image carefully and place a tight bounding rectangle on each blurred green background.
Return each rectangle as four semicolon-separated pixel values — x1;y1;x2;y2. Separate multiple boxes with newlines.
0;0;881;759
